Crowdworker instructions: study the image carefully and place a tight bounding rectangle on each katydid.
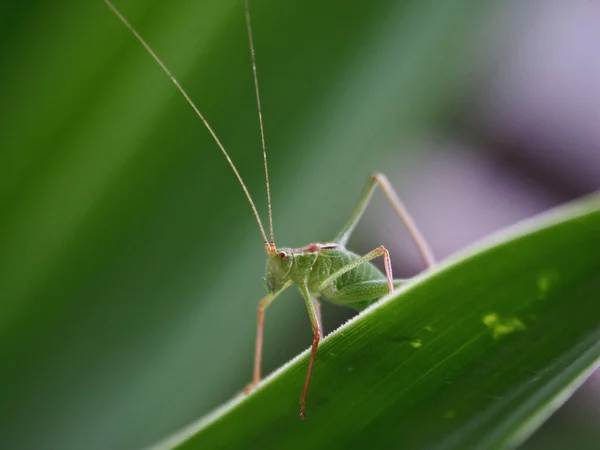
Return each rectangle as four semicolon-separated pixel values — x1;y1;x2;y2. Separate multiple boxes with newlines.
105;0;436;420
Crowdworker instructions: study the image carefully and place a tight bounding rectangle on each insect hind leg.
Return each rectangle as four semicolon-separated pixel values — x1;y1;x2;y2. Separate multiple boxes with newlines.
334;173;435;269
318;245;394;293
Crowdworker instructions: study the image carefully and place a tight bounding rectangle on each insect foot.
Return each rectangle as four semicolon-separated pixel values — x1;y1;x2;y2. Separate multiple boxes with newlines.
241;382;257;395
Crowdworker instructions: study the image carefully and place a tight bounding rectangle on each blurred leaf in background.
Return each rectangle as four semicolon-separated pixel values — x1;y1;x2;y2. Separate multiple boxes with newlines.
0;0;598;449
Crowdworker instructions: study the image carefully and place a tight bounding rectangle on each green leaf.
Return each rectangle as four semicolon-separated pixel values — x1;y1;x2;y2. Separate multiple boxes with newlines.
153;194;600;450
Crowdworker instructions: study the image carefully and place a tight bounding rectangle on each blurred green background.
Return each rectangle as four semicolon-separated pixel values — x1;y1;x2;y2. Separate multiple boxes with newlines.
1;0;598;449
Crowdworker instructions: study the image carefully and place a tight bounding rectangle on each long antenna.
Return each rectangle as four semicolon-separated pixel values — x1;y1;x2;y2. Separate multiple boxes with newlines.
104;0;270;248
244;0;274;247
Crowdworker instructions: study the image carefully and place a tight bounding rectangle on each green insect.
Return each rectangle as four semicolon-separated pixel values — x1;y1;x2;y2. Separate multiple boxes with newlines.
105;0;436;419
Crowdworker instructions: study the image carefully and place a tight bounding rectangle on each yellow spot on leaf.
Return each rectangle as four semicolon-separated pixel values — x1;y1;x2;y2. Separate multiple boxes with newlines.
410;339;422;348
536;270;559;299
483;313;526;339
424;325;434;332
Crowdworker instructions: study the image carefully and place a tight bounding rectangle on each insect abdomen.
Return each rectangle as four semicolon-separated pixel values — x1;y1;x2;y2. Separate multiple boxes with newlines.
309;247;385;306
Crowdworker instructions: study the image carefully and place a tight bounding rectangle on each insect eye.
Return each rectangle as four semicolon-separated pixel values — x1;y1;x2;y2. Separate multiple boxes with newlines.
278;251;287;259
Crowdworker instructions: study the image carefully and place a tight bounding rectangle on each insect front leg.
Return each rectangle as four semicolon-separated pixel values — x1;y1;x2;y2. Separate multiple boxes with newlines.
248;282;292;390
298;283;322;420
334;173;435;269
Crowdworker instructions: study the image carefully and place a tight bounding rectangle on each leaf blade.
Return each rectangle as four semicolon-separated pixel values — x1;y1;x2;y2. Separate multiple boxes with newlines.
154;193;600;450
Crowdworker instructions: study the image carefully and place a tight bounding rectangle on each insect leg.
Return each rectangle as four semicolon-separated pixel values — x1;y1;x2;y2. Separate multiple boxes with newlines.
318;245;394;293
313;298;323;334
298;283;321;420
334;173;435;269
251;282;292;387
